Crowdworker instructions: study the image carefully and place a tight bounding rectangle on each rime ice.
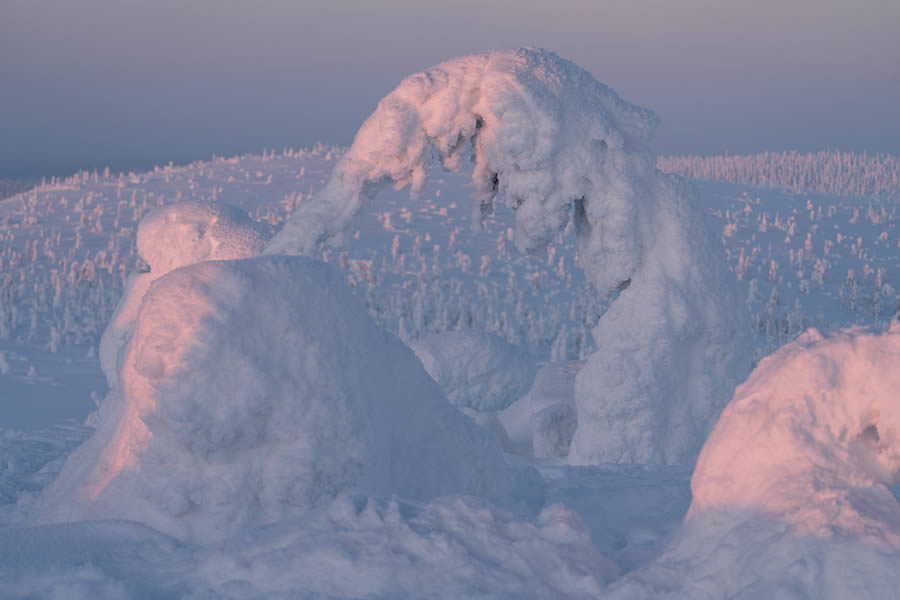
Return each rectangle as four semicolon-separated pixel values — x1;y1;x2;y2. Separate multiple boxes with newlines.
269;47;751;464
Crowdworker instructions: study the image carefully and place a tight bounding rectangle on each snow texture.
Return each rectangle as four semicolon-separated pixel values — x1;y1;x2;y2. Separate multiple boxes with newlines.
99;201;269;392
613;323;900;598
267;47;751;465
410;330;537;412
34;255;540;543
1;496;617;599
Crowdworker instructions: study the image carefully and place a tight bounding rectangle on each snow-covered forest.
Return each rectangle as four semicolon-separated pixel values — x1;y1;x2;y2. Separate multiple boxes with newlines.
2;48;900;598
659;150;900;199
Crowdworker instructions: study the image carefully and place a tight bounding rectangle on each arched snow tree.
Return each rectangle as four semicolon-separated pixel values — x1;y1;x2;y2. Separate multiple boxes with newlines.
267;48;752;465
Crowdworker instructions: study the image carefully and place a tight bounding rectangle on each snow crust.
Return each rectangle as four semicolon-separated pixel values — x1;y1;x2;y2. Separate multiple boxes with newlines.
410;330;537;412
267;47;751;465
99;201;269;392
613;323;900;597
35;256;540;542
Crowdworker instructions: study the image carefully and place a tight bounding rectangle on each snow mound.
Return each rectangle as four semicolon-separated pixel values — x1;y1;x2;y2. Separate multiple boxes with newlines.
691;324;900;543
612;324;900;598
34;256;539;542
268;47;750;465
99;201;269;392
410;330;537;412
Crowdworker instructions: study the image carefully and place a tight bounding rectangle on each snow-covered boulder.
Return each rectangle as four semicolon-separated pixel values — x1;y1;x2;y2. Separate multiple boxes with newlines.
612;324;900;597
267;47;751;465
410;330;536;412
99;201;269;393
35;256;539;542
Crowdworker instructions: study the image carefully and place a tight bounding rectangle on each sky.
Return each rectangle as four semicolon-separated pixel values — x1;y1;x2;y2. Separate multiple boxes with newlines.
2;0;899;178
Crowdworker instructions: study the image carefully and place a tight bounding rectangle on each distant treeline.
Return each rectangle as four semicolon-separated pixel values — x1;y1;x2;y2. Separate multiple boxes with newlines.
658;151;900;200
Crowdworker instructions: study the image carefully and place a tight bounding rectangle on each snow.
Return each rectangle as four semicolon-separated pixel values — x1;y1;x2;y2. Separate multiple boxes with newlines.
267;48;751;465
32;255;541;543
528;361;582;458
1;49;900;599
99;200;270;392
610;322;900;598
410;330;537;412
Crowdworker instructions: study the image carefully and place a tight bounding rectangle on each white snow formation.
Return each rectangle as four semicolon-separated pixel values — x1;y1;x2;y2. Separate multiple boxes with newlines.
35;255;540;542
410;330;537;412
98;201;269;393
613;323;900;598
266;47;751;465
529;361;582;458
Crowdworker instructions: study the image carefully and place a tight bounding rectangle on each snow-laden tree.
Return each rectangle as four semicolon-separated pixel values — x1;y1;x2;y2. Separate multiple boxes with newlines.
99;201;270;394
268;48;752;465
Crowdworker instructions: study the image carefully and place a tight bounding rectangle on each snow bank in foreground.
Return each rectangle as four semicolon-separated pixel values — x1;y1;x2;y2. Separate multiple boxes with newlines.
613;324;900;598
1;496;616;598
99;201;269;392
267;47;750;465
33;256;539;542
410;330;537;412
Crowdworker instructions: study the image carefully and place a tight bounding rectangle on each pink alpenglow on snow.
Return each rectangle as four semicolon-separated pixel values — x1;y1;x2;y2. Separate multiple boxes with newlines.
612;323;900;598
691;324;900;542
98;201;270;393
35;254;540;543
267;47;751;464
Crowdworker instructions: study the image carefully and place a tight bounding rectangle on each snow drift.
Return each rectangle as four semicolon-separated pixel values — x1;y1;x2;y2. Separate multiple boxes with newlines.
612;323;900;598
410;330;537;412
35;255;539;542
98;201;269;393
267;47;751;464
2;496;617;598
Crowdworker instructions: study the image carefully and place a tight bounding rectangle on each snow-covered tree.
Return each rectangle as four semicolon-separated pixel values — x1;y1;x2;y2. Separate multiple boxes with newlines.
267;48;752;465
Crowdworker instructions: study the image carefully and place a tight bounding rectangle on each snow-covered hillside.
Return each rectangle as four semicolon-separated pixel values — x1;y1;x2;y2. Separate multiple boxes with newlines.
2;47;900;597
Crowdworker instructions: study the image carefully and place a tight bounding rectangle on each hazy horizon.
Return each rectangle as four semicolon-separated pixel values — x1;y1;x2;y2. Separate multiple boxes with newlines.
3;0;899;178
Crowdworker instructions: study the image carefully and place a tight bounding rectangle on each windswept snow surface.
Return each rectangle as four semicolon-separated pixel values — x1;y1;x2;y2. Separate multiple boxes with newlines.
268;47;751;465
30;255;541;542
